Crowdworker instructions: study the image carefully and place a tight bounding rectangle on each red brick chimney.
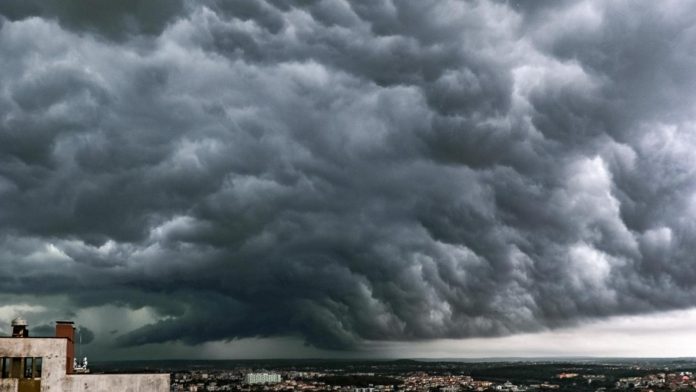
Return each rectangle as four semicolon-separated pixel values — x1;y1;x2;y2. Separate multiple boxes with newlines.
55;321;75;374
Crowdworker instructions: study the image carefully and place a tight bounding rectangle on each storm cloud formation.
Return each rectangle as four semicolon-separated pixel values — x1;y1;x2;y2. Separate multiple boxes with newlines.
1;0;696;351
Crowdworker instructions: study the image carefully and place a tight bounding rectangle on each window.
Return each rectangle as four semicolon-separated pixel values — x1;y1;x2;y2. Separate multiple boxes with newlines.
1;357;9;378
23;357;33;379
10;358;21;378
34;358;42;378
0;357;42;379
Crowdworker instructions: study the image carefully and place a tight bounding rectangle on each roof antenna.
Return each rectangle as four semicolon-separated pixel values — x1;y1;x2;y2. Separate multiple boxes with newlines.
74;326;89;374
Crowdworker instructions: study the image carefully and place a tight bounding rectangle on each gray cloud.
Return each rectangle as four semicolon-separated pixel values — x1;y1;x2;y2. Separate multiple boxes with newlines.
23;323;94;345
0;0;186;39
1;0;696;352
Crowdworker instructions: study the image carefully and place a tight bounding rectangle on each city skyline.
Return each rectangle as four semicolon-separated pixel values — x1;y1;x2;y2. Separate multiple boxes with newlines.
1;0;696;359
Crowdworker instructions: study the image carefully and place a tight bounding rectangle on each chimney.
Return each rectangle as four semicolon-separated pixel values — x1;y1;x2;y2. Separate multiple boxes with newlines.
11;317;29;338
55;321;75;374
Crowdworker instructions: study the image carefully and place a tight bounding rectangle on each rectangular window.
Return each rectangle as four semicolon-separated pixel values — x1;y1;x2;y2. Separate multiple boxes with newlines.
34;358;42;378
23;357;33;379
1;357;9;378
10;358;21;378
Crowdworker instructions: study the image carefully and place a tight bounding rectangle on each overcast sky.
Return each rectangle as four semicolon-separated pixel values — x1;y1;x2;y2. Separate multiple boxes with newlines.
2;0;696;359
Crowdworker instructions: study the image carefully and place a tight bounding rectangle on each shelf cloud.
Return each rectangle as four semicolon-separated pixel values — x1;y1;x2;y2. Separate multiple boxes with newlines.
1;0;696;352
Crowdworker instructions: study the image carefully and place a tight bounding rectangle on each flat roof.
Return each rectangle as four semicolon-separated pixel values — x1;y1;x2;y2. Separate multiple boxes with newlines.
70;373;170;376
0;337;68;340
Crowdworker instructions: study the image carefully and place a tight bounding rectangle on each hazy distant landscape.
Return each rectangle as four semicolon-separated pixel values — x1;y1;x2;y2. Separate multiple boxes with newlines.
91;358;696;391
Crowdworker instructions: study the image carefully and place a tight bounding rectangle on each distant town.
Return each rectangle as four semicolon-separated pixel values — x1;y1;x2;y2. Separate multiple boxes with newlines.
95;358;696;392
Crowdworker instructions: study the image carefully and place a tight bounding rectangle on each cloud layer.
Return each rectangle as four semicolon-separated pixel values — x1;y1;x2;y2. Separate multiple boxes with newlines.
1;0;696;351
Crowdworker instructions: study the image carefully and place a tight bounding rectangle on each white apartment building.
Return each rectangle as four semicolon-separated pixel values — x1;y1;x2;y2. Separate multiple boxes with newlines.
244;372;282;384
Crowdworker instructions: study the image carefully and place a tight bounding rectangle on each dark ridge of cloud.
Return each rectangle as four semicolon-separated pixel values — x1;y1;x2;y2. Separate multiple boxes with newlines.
204;0;286;34
1;0;696;352
26;323;94;345
0;0;186;40
30;324;54;337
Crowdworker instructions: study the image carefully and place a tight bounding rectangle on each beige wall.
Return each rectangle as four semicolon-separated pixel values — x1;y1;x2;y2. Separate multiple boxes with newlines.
0;339;169;392
0;338;68;391
0;380;18;392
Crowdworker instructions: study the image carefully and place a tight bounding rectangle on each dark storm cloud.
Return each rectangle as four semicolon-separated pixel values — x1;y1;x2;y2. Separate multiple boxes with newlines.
26;324;94;345
0;0;186;39
2;0;696;351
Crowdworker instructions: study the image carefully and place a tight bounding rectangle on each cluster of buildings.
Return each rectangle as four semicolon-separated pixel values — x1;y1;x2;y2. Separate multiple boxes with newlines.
615;371;694;390
492;381;525;392
488;380;561;392
401;373;474;391
170;366;696;392
172;371;285;391
171;369;569;392
554;372;605;383
527;384;560;390
402;373;562;392
173;370;477;392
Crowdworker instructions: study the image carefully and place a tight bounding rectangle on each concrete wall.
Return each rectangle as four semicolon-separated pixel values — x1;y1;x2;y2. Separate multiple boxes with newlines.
65;374;169;392
0;338;169;392
0;338;68;391
0;380;18;392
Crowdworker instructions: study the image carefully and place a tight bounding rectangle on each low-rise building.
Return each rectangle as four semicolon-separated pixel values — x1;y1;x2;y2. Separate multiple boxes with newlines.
557;373;579;379
0;318;169;391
